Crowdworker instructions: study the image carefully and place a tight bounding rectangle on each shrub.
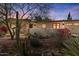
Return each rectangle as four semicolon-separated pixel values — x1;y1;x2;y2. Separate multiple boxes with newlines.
0;25;8;33
30;33;42;48
30;39;42;48
51;28;71;51
23;35;43;56
57;28;71;39
0;25;8;36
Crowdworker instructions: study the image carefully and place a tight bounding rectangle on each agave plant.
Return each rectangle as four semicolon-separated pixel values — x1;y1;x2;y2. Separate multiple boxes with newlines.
63;37;79;56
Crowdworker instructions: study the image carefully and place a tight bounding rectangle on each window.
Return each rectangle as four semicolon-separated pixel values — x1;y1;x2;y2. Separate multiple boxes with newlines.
53;24;56;29
53;23;60;29
42;24;46;28
66;23;72;25
74;23;79;25
57;24;60;29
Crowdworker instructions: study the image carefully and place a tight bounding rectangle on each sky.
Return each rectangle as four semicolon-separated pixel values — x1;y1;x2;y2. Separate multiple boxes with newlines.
10;3;79;20
48;3;79;20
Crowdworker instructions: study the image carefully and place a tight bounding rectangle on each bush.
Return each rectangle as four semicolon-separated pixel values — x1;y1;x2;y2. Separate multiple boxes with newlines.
30;39;42;48
0;25;8;36
0;25;8;33
57;28;71;39
30;33;42;48
50;28;71;51
23;35;43;56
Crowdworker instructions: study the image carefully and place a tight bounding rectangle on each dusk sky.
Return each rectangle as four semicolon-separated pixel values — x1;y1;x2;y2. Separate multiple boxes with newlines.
12;3;79;20
49;3;79;20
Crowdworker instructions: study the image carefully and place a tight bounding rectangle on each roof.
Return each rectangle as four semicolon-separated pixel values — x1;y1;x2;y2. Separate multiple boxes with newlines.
50;19;79;22
7;18;79;22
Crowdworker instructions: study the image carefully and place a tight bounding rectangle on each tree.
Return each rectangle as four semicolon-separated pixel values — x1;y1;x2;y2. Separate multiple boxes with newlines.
0;3;15;40
12;3;50;55
10;3;50;40
67;12;72;20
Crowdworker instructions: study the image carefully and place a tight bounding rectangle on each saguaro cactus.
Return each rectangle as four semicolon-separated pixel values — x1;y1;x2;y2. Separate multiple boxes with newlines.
16;11;20;50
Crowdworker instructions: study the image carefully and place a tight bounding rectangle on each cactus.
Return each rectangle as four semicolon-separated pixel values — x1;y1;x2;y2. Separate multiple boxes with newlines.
15;11;20;50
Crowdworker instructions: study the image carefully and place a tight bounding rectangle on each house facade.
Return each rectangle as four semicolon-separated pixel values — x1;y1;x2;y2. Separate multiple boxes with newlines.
4;12;79;35
51;20;79;34
1;18;79;36
27;12;79;35
26;20;79;35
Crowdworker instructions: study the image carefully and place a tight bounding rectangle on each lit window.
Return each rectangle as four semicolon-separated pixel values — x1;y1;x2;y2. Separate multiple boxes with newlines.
66;23;72;25
53;24;56;29
74;23;79;25
57;24;60;29
42;24;46;28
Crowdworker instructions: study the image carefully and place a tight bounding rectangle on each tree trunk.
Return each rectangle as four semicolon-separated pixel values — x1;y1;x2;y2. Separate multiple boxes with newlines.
5;10;14;40
6;22;14;40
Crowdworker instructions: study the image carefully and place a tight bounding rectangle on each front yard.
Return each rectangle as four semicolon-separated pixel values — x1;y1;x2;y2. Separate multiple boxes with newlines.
0;28;78;56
